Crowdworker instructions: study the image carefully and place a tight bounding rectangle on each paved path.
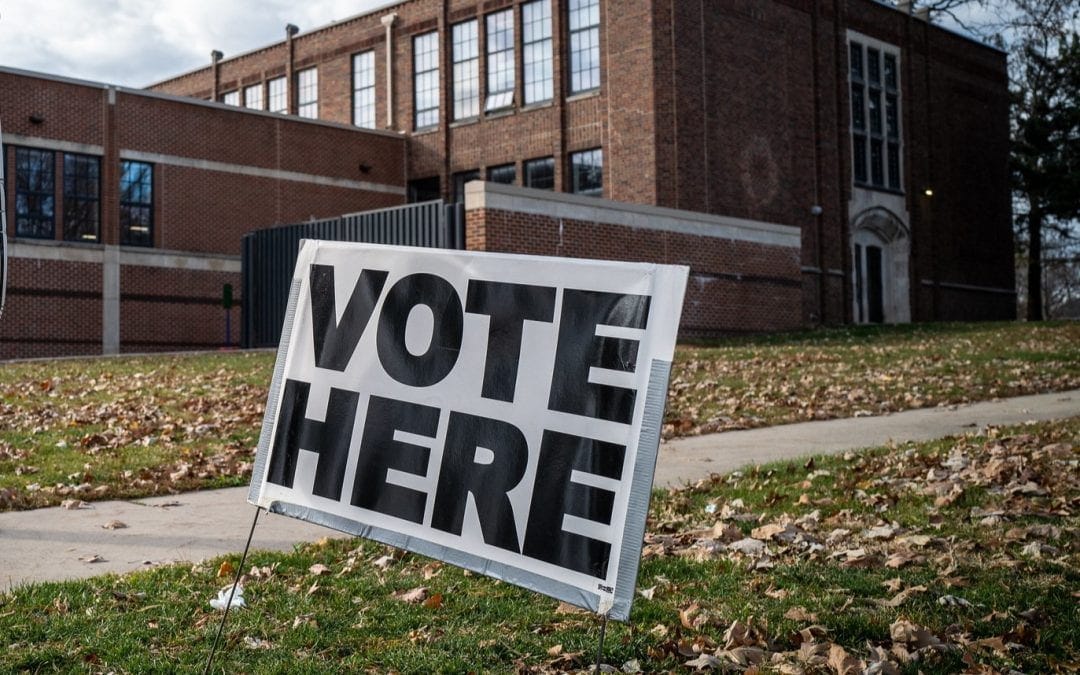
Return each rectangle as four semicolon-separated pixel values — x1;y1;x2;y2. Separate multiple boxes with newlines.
654;388;1080;486
2;389;1076;589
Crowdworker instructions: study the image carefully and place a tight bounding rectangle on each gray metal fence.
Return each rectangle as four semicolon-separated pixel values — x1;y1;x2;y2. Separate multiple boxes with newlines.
241;200;465;348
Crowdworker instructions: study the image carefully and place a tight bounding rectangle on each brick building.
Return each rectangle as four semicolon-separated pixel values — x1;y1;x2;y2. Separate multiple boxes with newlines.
0;68;406;358
2;0;1014;358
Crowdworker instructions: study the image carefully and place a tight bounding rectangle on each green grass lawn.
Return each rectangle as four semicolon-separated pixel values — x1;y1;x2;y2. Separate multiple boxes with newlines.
0;321;1077;510
1;418;1075;673
668;321;1080;435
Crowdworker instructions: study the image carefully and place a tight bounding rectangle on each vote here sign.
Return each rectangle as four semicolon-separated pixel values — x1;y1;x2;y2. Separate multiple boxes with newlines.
248;240;688;620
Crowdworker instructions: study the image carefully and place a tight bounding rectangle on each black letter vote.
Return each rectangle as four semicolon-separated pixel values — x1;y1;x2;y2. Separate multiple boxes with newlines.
431;412;528;552
548;290;651;424
377;273;463;387
309;264;388;372
466;280;556;403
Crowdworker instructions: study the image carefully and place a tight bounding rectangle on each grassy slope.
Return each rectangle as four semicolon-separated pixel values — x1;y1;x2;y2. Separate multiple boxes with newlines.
0;418;1075;673
1;322;1077;511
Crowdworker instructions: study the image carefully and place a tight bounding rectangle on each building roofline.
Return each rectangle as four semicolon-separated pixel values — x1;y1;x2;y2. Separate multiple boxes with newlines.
880;1;1007;55
147;0;407;89
0;65;405;140
466;182;802;250
148;0;1006;91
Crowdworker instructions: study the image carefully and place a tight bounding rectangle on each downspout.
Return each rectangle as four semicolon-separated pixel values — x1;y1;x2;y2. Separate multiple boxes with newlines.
441;0;450;201
833;0;851;322
603;0;612;199
699;0;710;213
381;13;398;130
670;0;680;209
902;0;918;320
286;23;299;115
811;0;826;324
210;50;223;101
922;14;938;318
0;119;7;320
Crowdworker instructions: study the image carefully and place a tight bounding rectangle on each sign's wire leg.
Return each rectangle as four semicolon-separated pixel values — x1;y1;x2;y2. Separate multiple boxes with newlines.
594;613;609;673
204;506;262;675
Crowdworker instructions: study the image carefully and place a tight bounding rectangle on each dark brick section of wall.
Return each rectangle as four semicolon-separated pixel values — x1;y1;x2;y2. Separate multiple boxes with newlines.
466;207;803;336
119;266;241;351
0;258;104;359
149;0;1015;326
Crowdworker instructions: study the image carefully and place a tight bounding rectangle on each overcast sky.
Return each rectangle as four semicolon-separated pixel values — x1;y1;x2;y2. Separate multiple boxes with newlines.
0;0;393;87
0;1;994;89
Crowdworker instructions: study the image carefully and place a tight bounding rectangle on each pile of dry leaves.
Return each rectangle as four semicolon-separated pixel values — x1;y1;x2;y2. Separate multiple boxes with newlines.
626;424;1078;672
0;361;266;508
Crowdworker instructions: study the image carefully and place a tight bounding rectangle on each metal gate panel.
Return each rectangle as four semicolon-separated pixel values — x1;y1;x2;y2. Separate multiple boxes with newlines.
241;201;465;348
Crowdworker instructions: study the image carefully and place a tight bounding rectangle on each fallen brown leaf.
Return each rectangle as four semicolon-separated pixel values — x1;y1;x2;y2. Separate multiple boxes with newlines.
828;643;862;675
783;606;818;623
422;592;443;609
881;585;928;608
684;653;724;669
393;586;428;604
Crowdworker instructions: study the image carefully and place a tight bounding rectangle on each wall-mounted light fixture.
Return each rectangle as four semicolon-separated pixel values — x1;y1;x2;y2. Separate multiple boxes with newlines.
28;114;44;125
810;205;823;216
924;188;934;198
358;163;372;174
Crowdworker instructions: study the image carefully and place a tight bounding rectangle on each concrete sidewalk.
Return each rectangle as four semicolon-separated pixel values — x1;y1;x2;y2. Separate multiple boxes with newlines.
2;389;1076;589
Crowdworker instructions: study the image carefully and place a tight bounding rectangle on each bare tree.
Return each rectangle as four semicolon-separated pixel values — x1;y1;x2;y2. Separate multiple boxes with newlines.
920;0;1080;320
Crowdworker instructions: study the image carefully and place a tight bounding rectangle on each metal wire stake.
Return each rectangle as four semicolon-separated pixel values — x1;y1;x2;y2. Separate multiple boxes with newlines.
204;506;262;675
594;613;609;673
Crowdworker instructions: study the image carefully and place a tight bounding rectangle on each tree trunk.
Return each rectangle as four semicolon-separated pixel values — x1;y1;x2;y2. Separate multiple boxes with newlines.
1027;207;1044;321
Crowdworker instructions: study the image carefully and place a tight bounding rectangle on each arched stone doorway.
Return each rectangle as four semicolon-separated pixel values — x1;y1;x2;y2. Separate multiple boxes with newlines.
851;207;911;324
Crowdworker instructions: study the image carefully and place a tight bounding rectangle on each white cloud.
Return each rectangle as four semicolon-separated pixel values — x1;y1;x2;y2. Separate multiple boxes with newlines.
0;0;391;87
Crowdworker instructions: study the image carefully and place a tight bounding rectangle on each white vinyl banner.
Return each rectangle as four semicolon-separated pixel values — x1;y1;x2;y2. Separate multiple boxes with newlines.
249;240;688;620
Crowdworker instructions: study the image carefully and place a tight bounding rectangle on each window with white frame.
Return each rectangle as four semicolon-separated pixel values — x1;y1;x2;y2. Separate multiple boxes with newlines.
414;31;440;129
221;90;240;106
297;67;318;119
452;21;479;120
268;77;287;114
244;84;263;110
522;0;553;104
486;9;515;111
568;0;600;94
353;51;376;128
850;38;901;191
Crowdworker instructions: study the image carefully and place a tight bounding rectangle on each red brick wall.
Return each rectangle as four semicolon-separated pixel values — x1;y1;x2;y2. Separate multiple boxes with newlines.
146;0;1015;325
119;266;240;351
149;0;609;200
466;204;803;336
0;68;408;358
0;257;103;359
